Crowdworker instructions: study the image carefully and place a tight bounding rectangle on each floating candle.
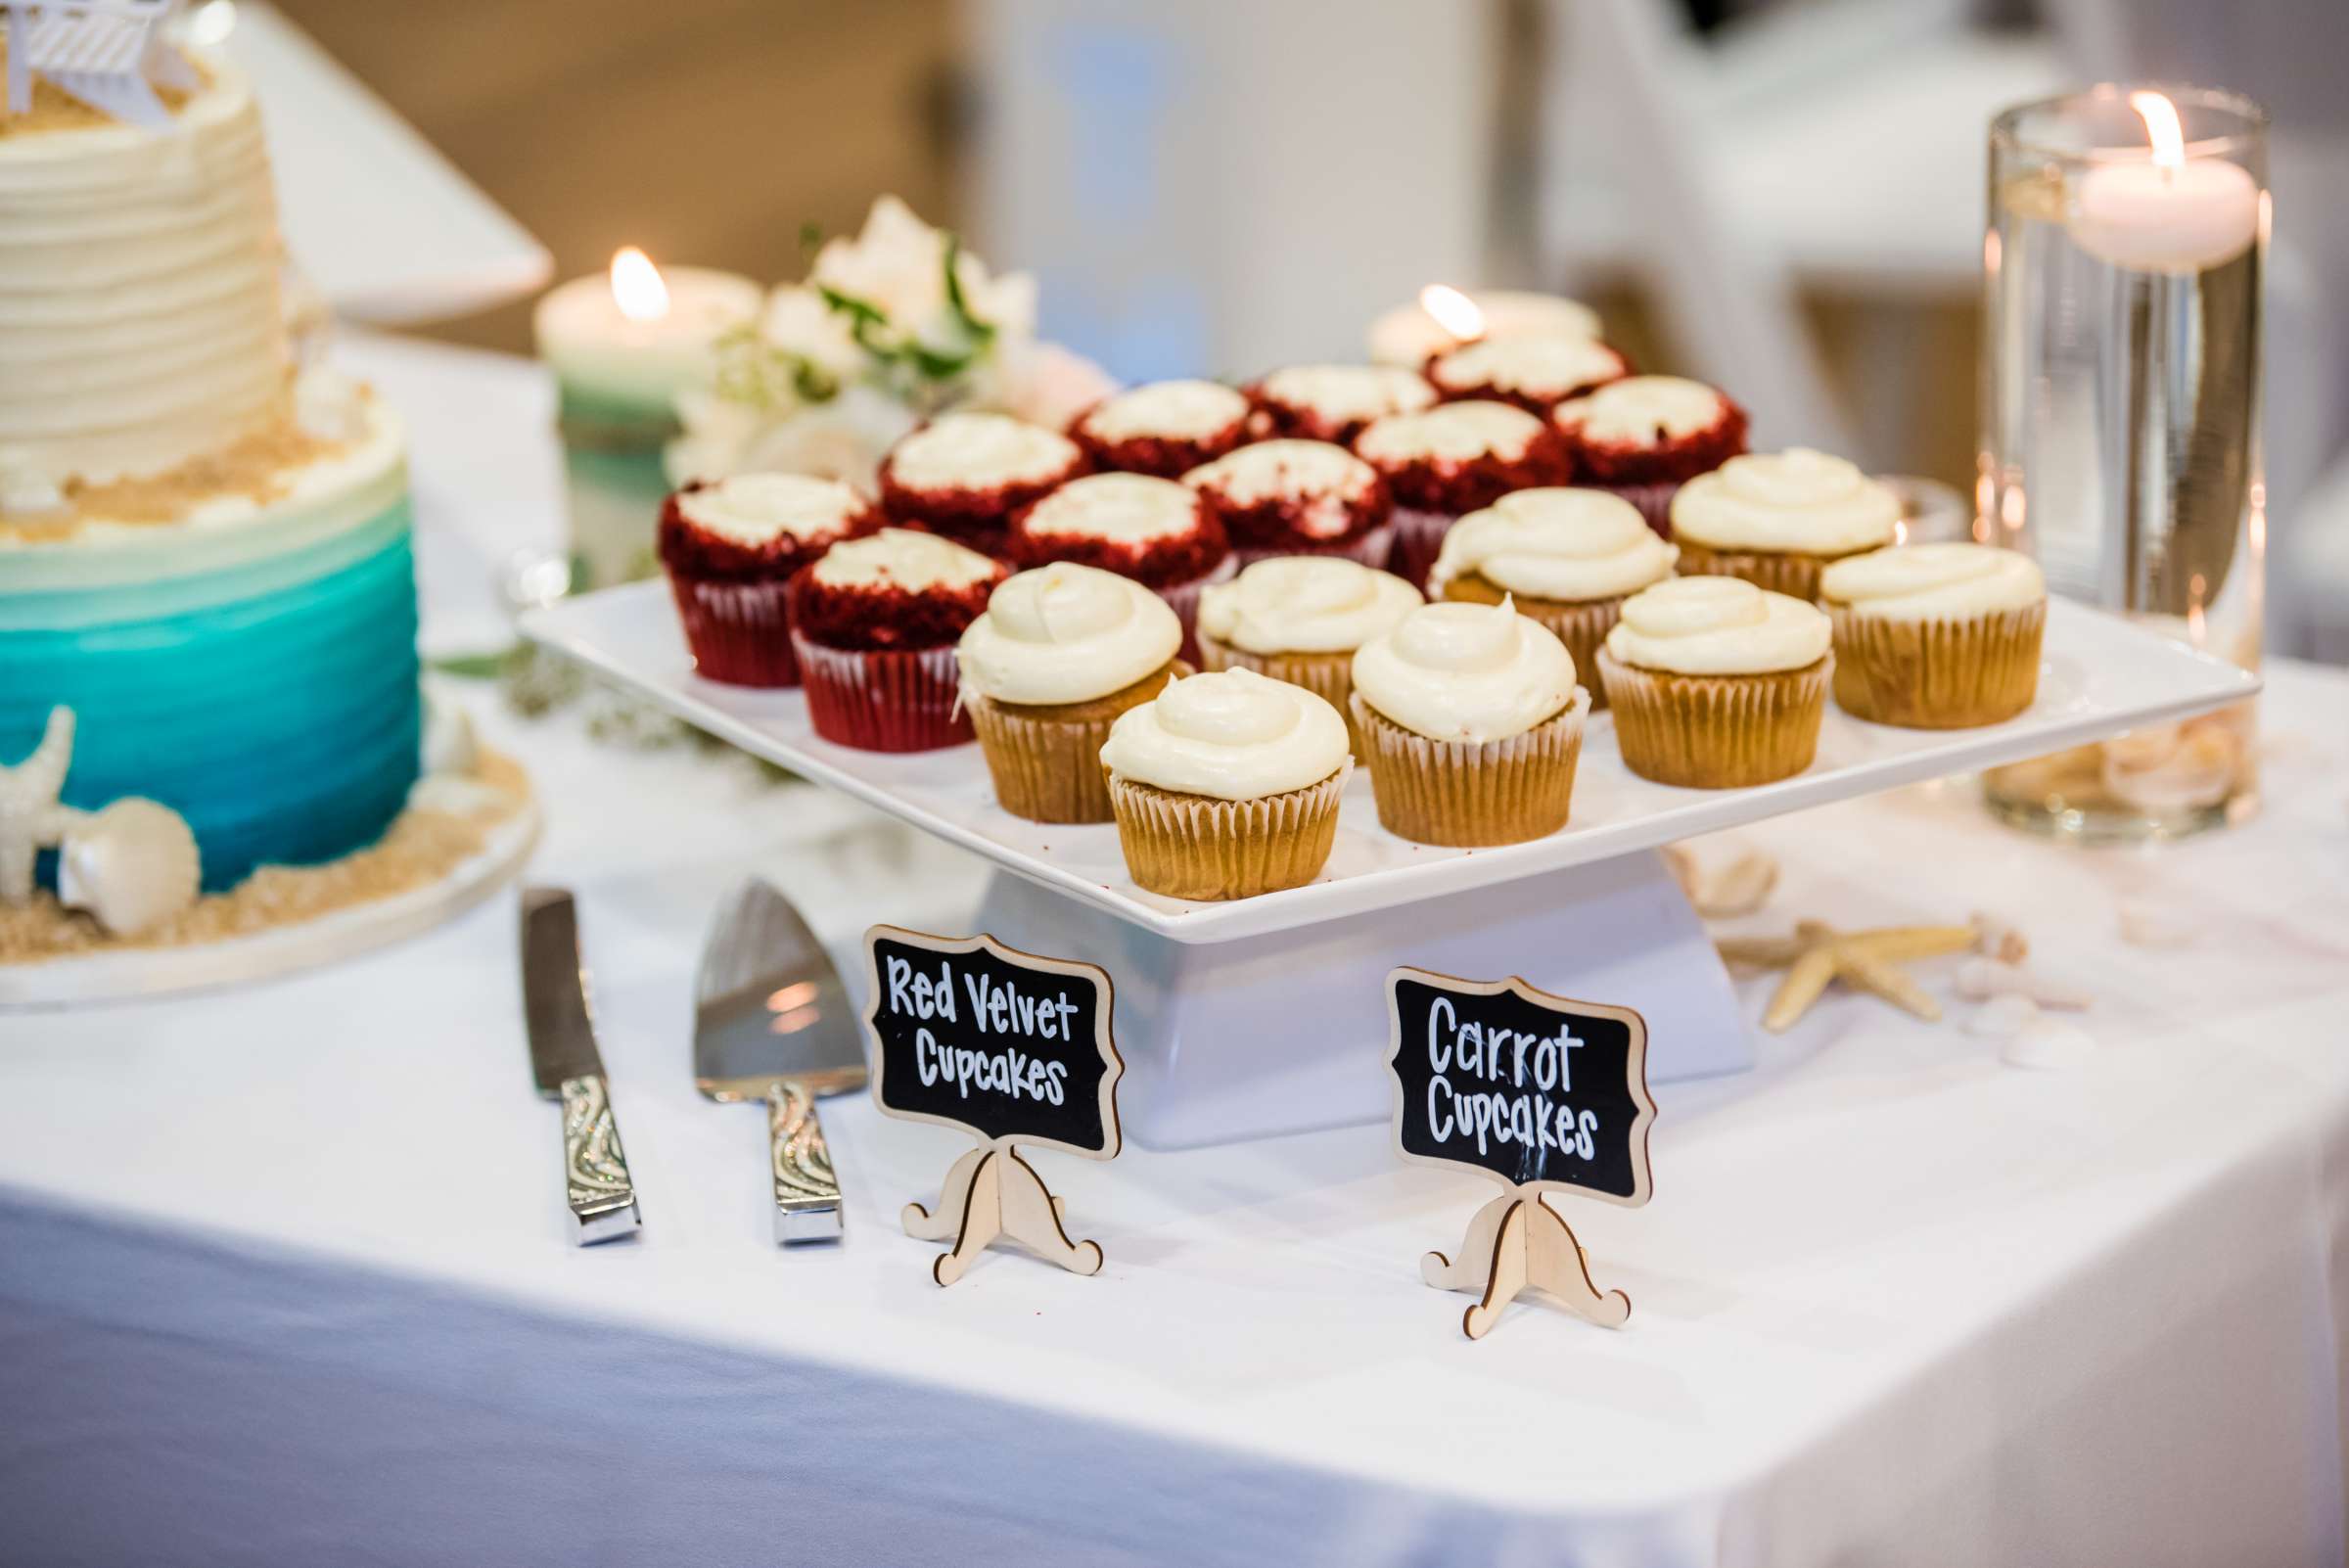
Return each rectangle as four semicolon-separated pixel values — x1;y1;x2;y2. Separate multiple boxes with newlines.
532;249;761;418
1366;287;1601;367
2068;91;2259;273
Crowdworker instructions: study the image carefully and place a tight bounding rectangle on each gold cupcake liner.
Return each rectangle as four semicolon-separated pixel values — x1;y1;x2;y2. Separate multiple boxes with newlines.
1674;540;1870;603
1194;634;1370;757
1107;765;1349;900
961;663;1185;823
1440;572;1625;710
1827;601;2045;728
1348;689;1589;846
1597;649;1829;788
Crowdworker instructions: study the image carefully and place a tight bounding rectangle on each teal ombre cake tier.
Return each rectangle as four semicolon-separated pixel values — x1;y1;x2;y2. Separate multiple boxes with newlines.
0;402;421;891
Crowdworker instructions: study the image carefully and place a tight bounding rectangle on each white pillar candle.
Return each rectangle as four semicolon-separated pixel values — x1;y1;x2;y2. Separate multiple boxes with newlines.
1366;286;1603;367
532;249;762;416
2068;92;2259;273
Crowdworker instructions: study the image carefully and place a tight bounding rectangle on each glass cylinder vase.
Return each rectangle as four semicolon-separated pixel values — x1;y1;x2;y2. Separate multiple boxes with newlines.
1978;85;2267;841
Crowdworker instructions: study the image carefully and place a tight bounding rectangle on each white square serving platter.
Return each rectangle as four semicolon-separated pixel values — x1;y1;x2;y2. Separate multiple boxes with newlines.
524;582;2258;945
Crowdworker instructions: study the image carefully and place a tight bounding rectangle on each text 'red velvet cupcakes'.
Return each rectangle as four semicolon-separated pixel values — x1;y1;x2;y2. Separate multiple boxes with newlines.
1353;399;1568;591
1069;380;1251;479
1549;375;1748;536
658;472;881;687
1425;334;1631;415
1183;439;1394;567
787;528;1006;751
877;411;1085;555
1246;363;1436;445
1010;472;1235;660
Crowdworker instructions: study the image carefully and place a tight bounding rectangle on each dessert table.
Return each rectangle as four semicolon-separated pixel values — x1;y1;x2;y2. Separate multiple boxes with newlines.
4;338;2346;1568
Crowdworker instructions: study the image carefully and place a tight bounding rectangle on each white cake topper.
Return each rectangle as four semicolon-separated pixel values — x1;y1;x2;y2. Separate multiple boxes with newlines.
3;1;196;129
1;705;202;935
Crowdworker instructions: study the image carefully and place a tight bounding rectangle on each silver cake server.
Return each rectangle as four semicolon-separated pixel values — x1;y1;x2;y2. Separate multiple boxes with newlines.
695;878;867;1245
521;887;642;1245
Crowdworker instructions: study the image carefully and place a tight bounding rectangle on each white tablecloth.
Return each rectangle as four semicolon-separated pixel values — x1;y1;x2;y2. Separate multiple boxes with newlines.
4;340;2346;1568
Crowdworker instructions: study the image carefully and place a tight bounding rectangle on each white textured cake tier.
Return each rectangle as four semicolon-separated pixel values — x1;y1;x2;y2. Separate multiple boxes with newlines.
0;54;292;488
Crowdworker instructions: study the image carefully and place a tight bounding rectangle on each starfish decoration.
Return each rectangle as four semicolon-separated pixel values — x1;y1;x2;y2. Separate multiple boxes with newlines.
1717;920;1982;1033
0;706;80;905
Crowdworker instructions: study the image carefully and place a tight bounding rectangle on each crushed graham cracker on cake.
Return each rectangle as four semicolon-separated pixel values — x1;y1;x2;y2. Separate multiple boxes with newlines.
1;413;345;542
0;41;206;137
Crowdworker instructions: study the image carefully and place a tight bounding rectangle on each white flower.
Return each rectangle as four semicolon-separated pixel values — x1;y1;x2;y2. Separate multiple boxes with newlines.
811;195;1035;350
986;340;1119;431
757;284;863;381
667;385;916;490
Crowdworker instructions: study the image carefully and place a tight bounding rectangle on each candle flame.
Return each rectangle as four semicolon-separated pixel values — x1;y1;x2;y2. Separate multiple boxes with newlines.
2129;90;2187;169
1419;284;1485;343
610;247;670;323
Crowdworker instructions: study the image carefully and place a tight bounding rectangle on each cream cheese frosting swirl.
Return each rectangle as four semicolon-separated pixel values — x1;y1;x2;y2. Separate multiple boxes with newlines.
1357;400;1544;465
808;527;999;591
1100;667;1349;800
1819;542;2046;621
1430;487;1676;602
1081;380;1249;441
886;413;1080;490
1428;335;1627;402
1196;556;1422;655
1604;576;1829;675
1352;599;1581;744
1258;364;1436;426
679;473;868;545
957;562;1180;705
1021;473;1201;543
1552;376;1726;444
1669;448;1901;554
1182;439;1377;508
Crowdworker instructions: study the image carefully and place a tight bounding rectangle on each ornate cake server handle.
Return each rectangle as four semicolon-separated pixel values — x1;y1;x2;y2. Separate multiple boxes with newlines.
767;1080;844;1244
559;1073;642;1244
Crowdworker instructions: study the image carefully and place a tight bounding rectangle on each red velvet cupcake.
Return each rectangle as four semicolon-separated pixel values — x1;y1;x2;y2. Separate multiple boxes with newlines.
1010;472;1236;659
1246;363;1435;445
1069;380;1251;479
1549;375;1748;536
658;473;881;687
787;528;1006;751
877;411;1085;555
1183;439;1393;568
1353;400;1569;591
1425;334;1630;415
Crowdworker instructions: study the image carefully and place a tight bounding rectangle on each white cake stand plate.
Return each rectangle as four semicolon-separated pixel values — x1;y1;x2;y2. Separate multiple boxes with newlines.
0;800;540;1010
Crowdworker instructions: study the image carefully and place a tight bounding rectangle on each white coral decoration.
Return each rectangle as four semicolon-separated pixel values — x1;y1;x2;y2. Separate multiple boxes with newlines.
0;707;78;904
57;798;199;936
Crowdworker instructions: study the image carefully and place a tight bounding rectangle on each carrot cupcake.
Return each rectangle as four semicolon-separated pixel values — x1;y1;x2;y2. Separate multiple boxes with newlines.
957;563;1187;822
658;472;881;687
1596;576;1831;788
1670;448;1900;602
877;411;1085;555
1101;668;1351;900
787;529;1005;752
1183;439;1393;567
1428;487;1676;710
1008;472;1235;656
1550;375;1747;535
1819;542;2046;728
1194;555;1422;755
1425;334;1630;415
1070;380;1252;479
1247;364;1436;445
1349;599;1589;846
1354;400;1568;591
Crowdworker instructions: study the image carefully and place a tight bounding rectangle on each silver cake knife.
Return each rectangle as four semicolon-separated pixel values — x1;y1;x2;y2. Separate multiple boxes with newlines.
695;879;867;1245
521;887;642;1245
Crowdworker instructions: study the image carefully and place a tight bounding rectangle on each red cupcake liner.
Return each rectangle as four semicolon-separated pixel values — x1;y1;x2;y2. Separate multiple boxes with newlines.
1387;507;1460;594
1155;552;1241;666
1589;480;1681;539
789;630;970;752
1233;522;1395;573
668;573;800;687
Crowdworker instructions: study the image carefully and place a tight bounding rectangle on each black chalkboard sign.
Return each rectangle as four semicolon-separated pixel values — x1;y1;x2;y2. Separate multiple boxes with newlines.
863;927;1122;1160
1386;967;1654;1205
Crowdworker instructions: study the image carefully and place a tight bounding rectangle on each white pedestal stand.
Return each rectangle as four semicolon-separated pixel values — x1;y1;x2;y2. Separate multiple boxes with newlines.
968;849;1748;1150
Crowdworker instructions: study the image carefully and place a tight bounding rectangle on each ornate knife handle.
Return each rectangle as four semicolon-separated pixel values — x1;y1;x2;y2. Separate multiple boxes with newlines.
767;1080;845;1245
558;1074;641;1245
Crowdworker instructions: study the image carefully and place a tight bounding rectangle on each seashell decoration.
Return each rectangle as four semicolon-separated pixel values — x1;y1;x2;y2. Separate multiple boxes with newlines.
0;707;78;904
57;798;201;937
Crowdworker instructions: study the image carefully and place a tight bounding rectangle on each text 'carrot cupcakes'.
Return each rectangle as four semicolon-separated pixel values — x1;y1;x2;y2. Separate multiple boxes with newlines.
788;528;1005;752
1070;379;1251;480
1550;375;1747;535
1430;486;1676;709
878;411;1085;555
1597;576;1831;788
1100;668;1351;901
1819;542;2046;728
1247;363;1436;445
1010;472;1235;656
658;472;881;687
1425;334;1630;415
1349;599;1589;847
1195;555;1422;756
1184;438;1393;566
1669;448;1900;602
1354;400;1568;591
957;563;1186;822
